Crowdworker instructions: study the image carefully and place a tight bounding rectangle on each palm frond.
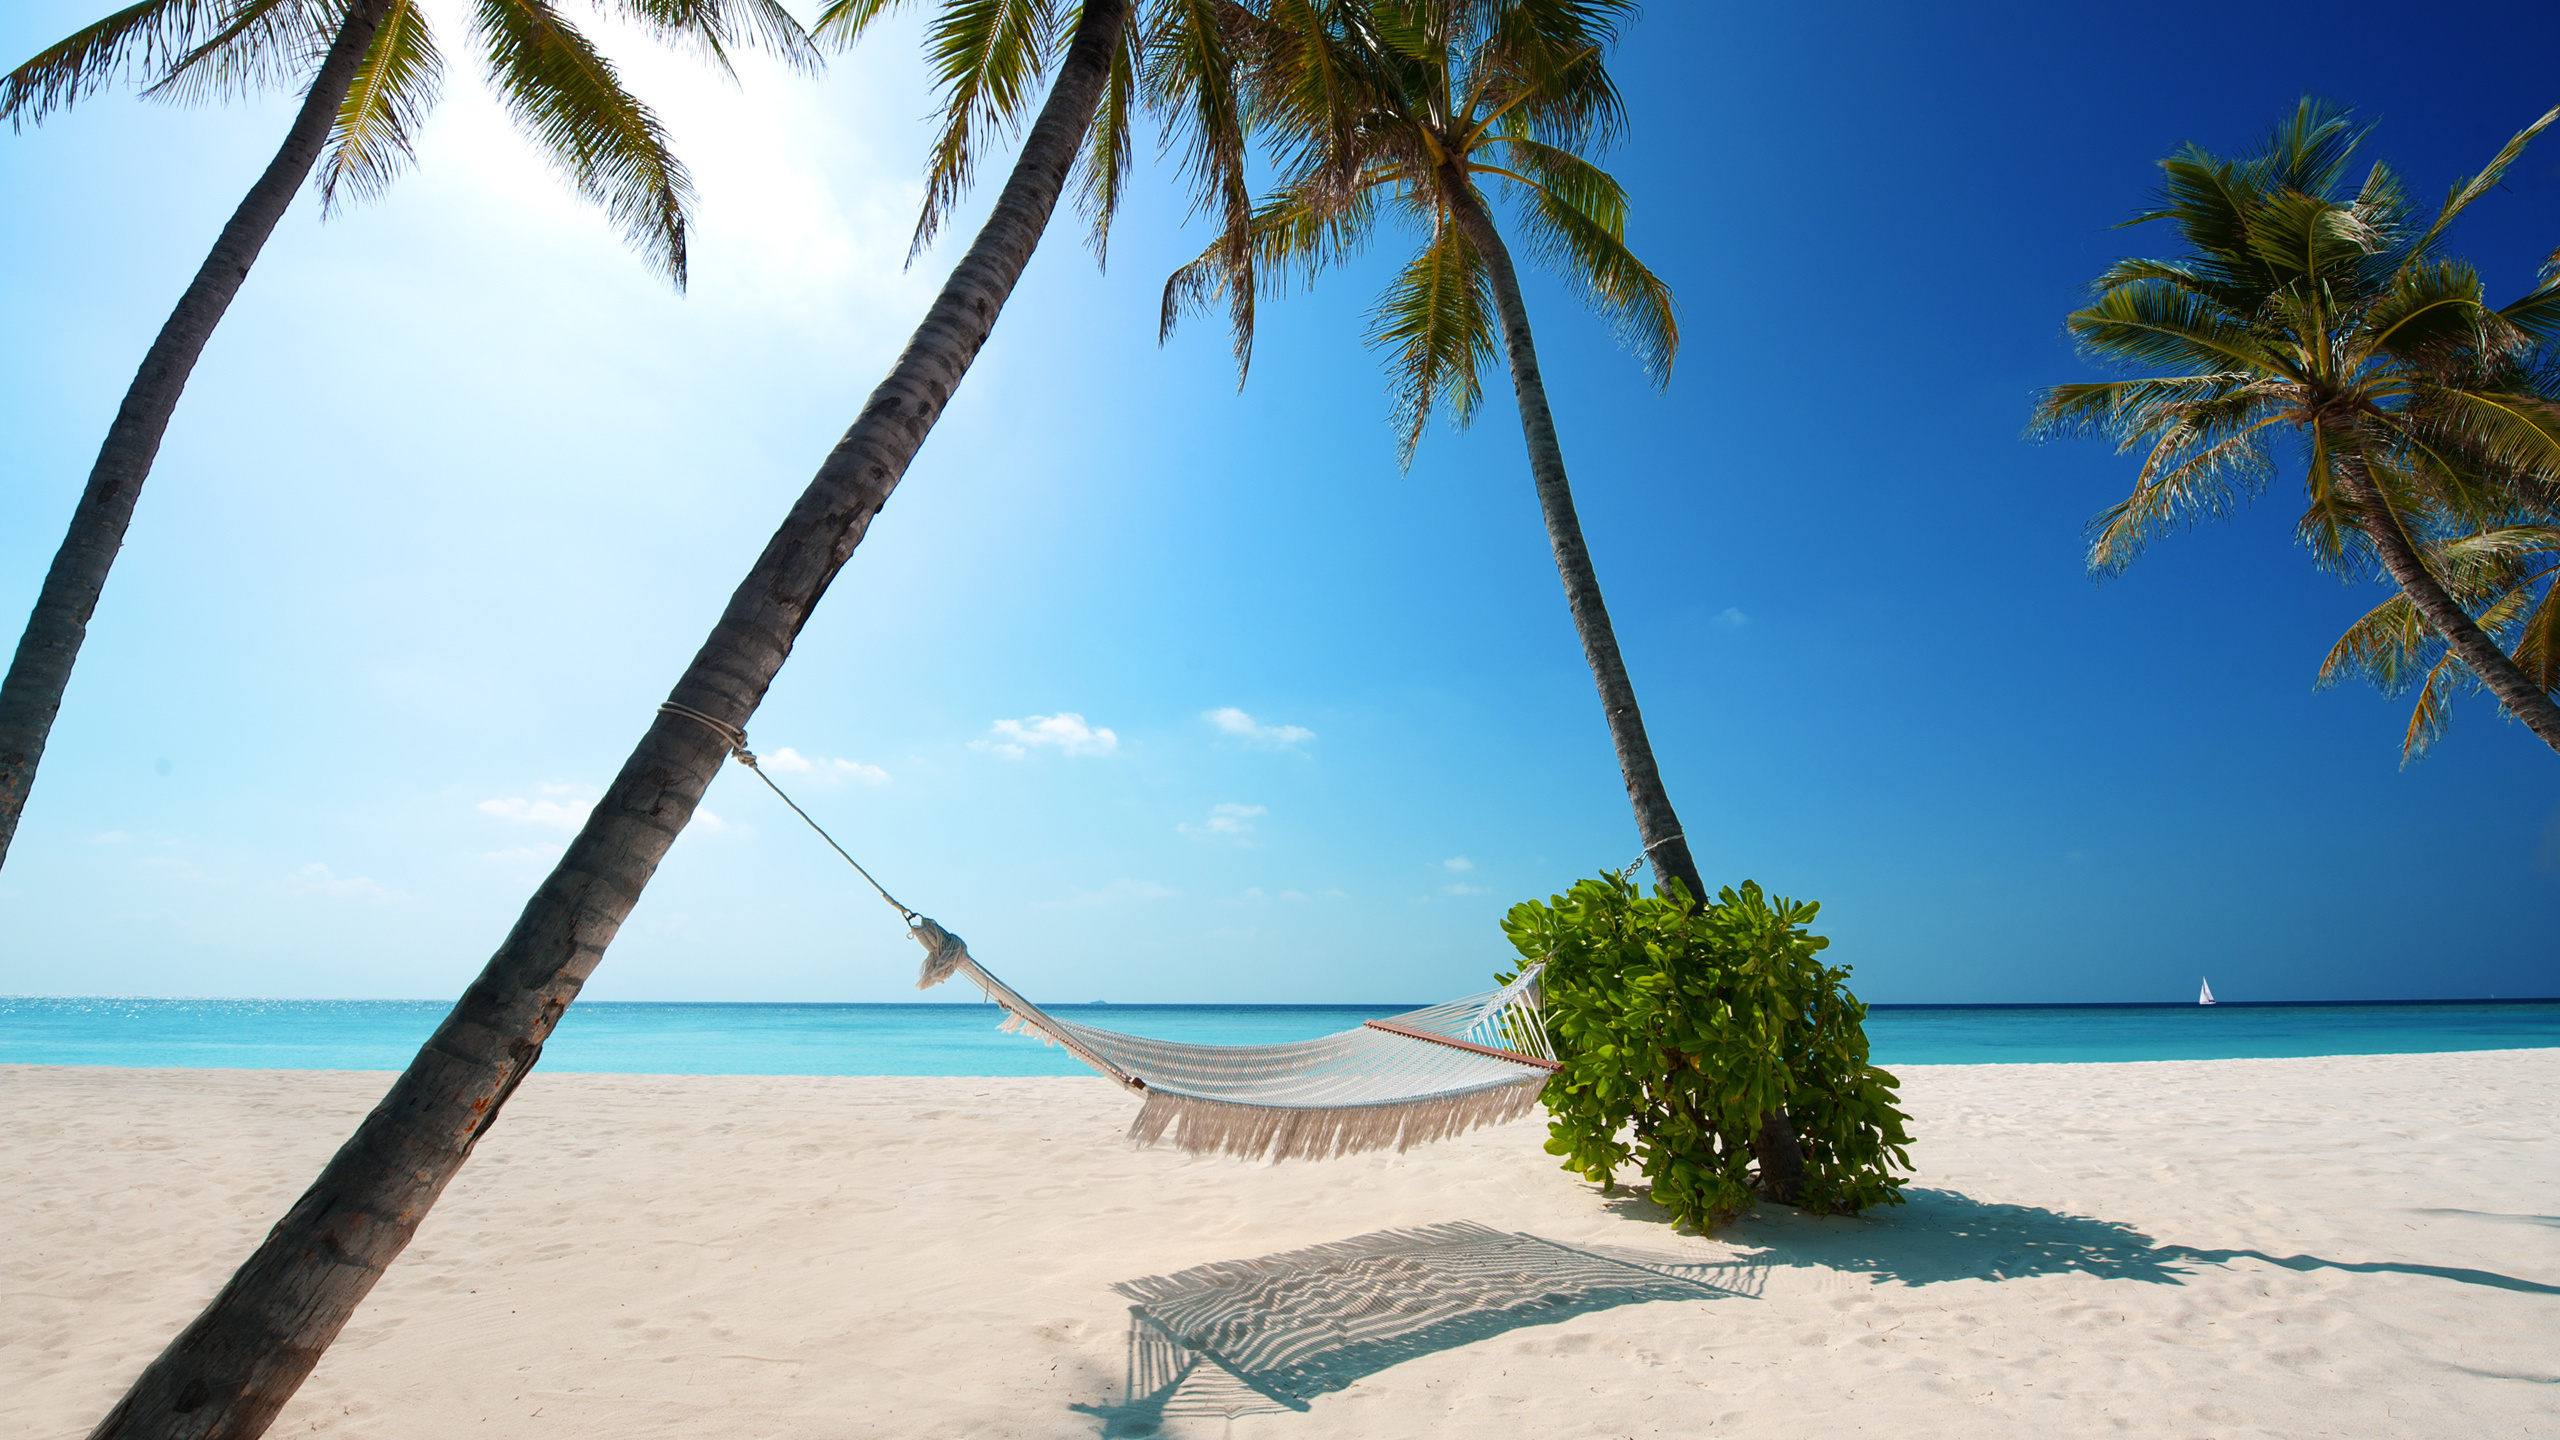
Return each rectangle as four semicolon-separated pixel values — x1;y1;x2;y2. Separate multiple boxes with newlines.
810;0;915;46
907;0;1061;259
604;0;820;78
145;0;331;106
2086;256;2261;316
1476;0;1632;152
2257;95;2364;200
3;0;235;129
2513;571;2560;694
2065;279;2279;377
2411;103;2560;260
1160;180;1376;376
1371;214;1494;464
2408;384;2560;484
2028;373;2272;439
2243;186;2383;290
2499;277;2560;345
2357;258;2490;367
2084;417;2280;575
1071;10;1136;266
2318;590;2433;694
474;0;694;285
1494;134;1671;383
318;0;443;212
2398;655;2461;761
1141;0;1255;340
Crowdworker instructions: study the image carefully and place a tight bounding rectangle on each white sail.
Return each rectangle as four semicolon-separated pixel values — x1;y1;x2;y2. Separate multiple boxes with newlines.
2198;977;2216;1006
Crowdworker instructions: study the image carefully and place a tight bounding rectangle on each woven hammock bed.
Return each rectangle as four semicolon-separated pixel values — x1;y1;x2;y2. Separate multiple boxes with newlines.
909;918;1558;1163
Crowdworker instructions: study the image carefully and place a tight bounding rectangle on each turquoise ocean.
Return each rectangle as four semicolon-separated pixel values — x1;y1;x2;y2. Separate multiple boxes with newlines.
3;995;2555;1074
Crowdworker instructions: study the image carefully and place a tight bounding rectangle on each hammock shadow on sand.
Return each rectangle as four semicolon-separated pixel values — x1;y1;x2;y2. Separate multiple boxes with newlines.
1679;1186;2560;1296
1070;1220;1760;1434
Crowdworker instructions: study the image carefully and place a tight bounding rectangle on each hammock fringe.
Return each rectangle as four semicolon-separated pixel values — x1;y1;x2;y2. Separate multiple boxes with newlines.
1128;1074;1551;1163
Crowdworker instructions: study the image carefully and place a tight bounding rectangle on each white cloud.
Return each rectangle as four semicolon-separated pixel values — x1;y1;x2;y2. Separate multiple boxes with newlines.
762;747;890;785
283;862;403;902
1052;878;1178;907
1439;856;1474;872
1205;707;1316;750
1179;802;1267;841
1443;883;1492;896
90;830;130;845
975;713;1118;760
477;782;598;830
1713;607;1749;630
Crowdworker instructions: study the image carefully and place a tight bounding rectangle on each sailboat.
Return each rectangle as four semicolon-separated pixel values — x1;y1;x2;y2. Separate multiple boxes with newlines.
2198;977;2216;1006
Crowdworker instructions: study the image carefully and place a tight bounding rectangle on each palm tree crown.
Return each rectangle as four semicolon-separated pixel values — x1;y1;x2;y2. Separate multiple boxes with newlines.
1163;0;1674;458
2033;98;2560;756
4;0;818;281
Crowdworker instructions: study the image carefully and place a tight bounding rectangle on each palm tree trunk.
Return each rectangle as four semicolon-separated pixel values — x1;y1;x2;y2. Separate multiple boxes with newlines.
1440;178;1806;1203
2334;453;2560;754
0;0;396;872
1438;180;1706;902
83;4;1131;1436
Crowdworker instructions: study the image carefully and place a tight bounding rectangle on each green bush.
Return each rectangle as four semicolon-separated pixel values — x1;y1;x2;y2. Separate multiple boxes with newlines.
1502;873;1912;1231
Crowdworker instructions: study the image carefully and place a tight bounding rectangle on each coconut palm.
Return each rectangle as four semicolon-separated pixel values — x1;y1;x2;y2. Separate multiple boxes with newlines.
1162;0;1699;898
2033;98;2560;756
0;0;817;871
1150;0;1811;1195
82;1;1254;1434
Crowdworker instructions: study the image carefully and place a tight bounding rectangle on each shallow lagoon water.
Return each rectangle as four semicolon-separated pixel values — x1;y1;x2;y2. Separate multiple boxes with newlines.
3;995;2553;1074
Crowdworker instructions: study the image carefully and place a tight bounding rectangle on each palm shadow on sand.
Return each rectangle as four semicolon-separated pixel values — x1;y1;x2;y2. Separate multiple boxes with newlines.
1686;1186;2560;1296
1069;1220;1762;1435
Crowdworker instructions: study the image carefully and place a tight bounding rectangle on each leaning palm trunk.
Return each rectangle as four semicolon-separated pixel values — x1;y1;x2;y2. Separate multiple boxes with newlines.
2332;449;2560;751
84;4;1130;1435
1440;180;1701;902
0;0;397;871
1441;178;1808;1203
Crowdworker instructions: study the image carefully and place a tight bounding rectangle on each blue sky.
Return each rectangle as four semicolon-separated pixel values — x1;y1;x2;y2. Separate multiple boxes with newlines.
3;0;2556;1006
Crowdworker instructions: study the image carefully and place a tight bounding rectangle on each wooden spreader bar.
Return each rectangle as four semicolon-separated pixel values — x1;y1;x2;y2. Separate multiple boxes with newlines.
1363;1019;1562;1072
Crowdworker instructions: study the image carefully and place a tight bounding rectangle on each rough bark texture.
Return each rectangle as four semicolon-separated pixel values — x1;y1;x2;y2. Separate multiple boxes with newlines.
1440;178;1704;903
83;5;1131;1436
2331;448;2560;755
0;0;397;872
1443;177;1806;1204
1754;1105;1808;1203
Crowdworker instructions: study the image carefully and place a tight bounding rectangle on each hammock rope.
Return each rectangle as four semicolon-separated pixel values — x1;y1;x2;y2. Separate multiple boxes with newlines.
662;701;1560;1162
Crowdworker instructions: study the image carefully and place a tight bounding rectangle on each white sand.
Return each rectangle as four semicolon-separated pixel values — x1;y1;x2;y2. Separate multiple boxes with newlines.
7;1051;2556;1438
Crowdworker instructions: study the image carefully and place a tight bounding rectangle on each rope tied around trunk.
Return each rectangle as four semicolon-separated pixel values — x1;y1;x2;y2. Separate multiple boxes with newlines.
657;700;919;926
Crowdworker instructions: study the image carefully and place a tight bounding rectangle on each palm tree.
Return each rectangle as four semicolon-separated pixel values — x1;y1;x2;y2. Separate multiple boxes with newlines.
1164;0;1699;896
1156;0;1815;1197
2033;98;2560;757
0;0;816;871
81;1;1254;1434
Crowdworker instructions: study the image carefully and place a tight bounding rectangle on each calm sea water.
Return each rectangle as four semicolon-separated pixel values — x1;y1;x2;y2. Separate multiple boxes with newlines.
2;996;2554;1074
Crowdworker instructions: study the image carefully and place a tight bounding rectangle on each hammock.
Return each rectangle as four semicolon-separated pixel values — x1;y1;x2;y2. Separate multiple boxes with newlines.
910;918;1558;1162
658;701;1560;1163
